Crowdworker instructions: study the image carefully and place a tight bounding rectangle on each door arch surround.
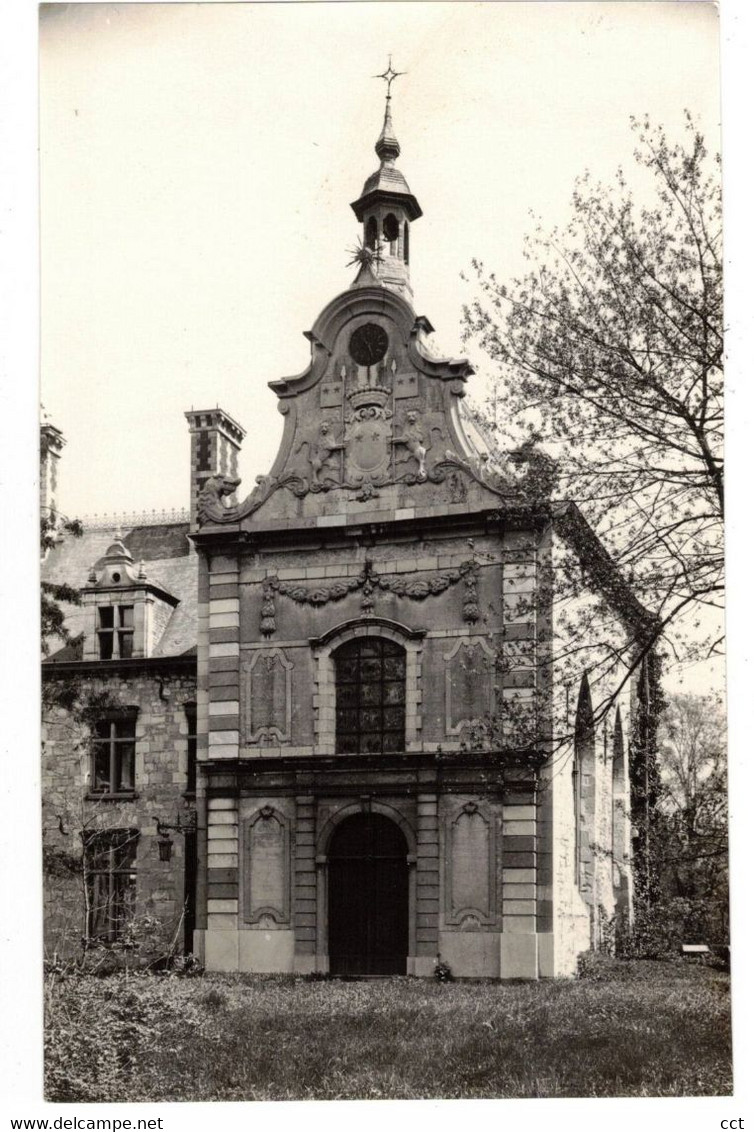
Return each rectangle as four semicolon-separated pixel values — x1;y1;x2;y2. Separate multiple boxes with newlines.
316;802;417;975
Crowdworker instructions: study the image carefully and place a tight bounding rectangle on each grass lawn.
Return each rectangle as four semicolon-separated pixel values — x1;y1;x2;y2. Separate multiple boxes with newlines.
44;958;732;1101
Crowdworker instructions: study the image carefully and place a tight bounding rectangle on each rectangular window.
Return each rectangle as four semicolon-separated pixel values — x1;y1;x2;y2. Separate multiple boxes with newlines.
185;704;197;795
98;605;135;660
84;828;138;942
91;716;137;796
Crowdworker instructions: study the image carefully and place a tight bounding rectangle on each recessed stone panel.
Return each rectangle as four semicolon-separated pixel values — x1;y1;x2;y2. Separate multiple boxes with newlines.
241;647;293;743
244;807;291;925
443;637;495;736
445;801;497;927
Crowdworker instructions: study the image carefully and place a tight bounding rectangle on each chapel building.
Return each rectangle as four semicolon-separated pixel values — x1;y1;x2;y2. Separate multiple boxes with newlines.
41;87;657;979
183;90;657;979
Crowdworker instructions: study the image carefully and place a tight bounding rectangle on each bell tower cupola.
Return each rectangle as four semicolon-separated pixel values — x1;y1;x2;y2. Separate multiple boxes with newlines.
350;60;422;300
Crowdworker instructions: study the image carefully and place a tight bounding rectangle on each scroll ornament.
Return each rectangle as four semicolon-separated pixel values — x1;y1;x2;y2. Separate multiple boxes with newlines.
259;558;480;636
195;428;557;527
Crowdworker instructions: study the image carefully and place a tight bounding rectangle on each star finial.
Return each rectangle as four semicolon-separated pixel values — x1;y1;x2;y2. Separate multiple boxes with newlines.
374;56;405;101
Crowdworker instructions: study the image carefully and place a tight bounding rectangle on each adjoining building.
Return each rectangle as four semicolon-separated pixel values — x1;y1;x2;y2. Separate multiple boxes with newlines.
42;87;657;978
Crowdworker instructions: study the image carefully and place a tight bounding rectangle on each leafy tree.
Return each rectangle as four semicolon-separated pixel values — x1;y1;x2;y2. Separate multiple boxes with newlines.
462;114;723;673
655;692;728;943
41;419;84;655
41;511;84;655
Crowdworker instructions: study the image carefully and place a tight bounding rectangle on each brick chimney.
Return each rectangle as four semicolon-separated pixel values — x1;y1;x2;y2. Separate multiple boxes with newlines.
40;422;65;520
184;408;246;528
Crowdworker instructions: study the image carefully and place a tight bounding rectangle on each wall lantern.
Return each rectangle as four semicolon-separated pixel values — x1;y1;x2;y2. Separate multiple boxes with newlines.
153;810;197;863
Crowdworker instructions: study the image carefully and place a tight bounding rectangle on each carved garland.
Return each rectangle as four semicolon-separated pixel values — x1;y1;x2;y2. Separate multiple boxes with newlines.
260;558;479;636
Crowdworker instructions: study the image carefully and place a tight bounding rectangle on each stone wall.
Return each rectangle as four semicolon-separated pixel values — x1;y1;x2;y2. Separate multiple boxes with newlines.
42;667;196;962
542;528;638;974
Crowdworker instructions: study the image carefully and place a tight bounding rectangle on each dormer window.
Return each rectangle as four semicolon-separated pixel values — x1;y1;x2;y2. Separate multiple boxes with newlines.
82;537;179;662
98;605;134;660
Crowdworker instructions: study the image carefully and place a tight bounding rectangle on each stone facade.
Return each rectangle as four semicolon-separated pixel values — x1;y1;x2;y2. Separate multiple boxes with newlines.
42;664;197;961
181;98;655;980
41;519;198;964
41;90;656;979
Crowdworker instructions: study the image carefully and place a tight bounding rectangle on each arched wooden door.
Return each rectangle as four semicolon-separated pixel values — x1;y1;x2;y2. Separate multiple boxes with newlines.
328;813;409;976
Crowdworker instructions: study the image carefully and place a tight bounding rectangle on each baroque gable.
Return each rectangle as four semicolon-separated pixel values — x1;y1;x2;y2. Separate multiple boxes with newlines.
194;285;556;530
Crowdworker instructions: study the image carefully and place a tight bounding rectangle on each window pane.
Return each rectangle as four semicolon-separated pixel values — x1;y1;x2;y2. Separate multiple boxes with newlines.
115;743;135;792
115;720;135;740
185;705;197;792
119;632;134;659
338;684;359;707
357;640;381;659
113;830;138;868
381;640;404;658
359;709;381;731
359;682;381;705
361;733;382;753
360;658;382;680
85;834;111;871
383;707;404;729
336;709;359;732
88;872;112;939
119;606;134;628
98;633;113;661
384;682;405;705
112;873;135;935
383;730;403;752
92;743;110;791
383;657;406;680
99;607;114;629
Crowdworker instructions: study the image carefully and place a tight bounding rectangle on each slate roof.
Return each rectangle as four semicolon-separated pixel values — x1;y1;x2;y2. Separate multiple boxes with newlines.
42;521;198;663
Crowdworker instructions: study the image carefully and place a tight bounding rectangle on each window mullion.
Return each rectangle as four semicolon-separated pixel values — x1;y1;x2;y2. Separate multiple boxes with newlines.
109;722;117;793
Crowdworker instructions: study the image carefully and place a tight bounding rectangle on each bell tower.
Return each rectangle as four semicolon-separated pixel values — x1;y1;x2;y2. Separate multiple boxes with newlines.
350;60;422;300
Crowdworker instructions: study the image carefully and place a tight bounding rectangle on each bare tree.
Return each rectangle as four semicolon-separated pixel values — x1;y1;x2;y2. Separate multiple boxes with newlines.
462;114;723;673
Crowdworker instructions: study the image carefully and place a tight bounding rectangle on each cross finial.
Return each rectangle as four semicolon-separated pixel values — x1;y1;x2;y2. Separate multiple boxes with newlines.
374;56;405;101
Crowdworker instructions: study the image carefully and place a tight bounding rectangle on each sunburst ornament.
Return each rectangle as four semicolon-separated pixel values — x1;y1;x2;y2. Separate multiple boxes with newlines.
346;237;384;270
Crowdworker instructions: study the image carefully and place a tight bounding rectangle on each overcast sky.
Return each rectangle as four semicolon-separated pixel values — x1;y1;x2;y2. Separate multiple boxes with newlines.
40;1;721;520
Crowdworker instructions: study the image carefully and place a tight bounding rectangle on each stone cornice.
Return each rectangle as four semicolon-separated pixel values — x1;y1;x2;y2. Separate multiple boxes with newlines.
42;654;196;678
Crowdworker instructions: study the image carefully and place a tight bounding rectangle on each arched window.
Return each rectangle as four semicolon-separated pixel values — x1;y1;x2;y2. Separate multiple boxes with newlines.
612;706;627;891
573;674;596;893
403;221;409;264
334;637;406;754
382;213;399;255
366;216;378;251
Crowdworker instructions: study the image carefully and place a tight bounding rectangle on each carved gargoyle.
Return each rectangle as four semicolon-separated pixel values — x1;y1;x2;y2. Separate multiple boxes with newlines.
196;469;310;527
